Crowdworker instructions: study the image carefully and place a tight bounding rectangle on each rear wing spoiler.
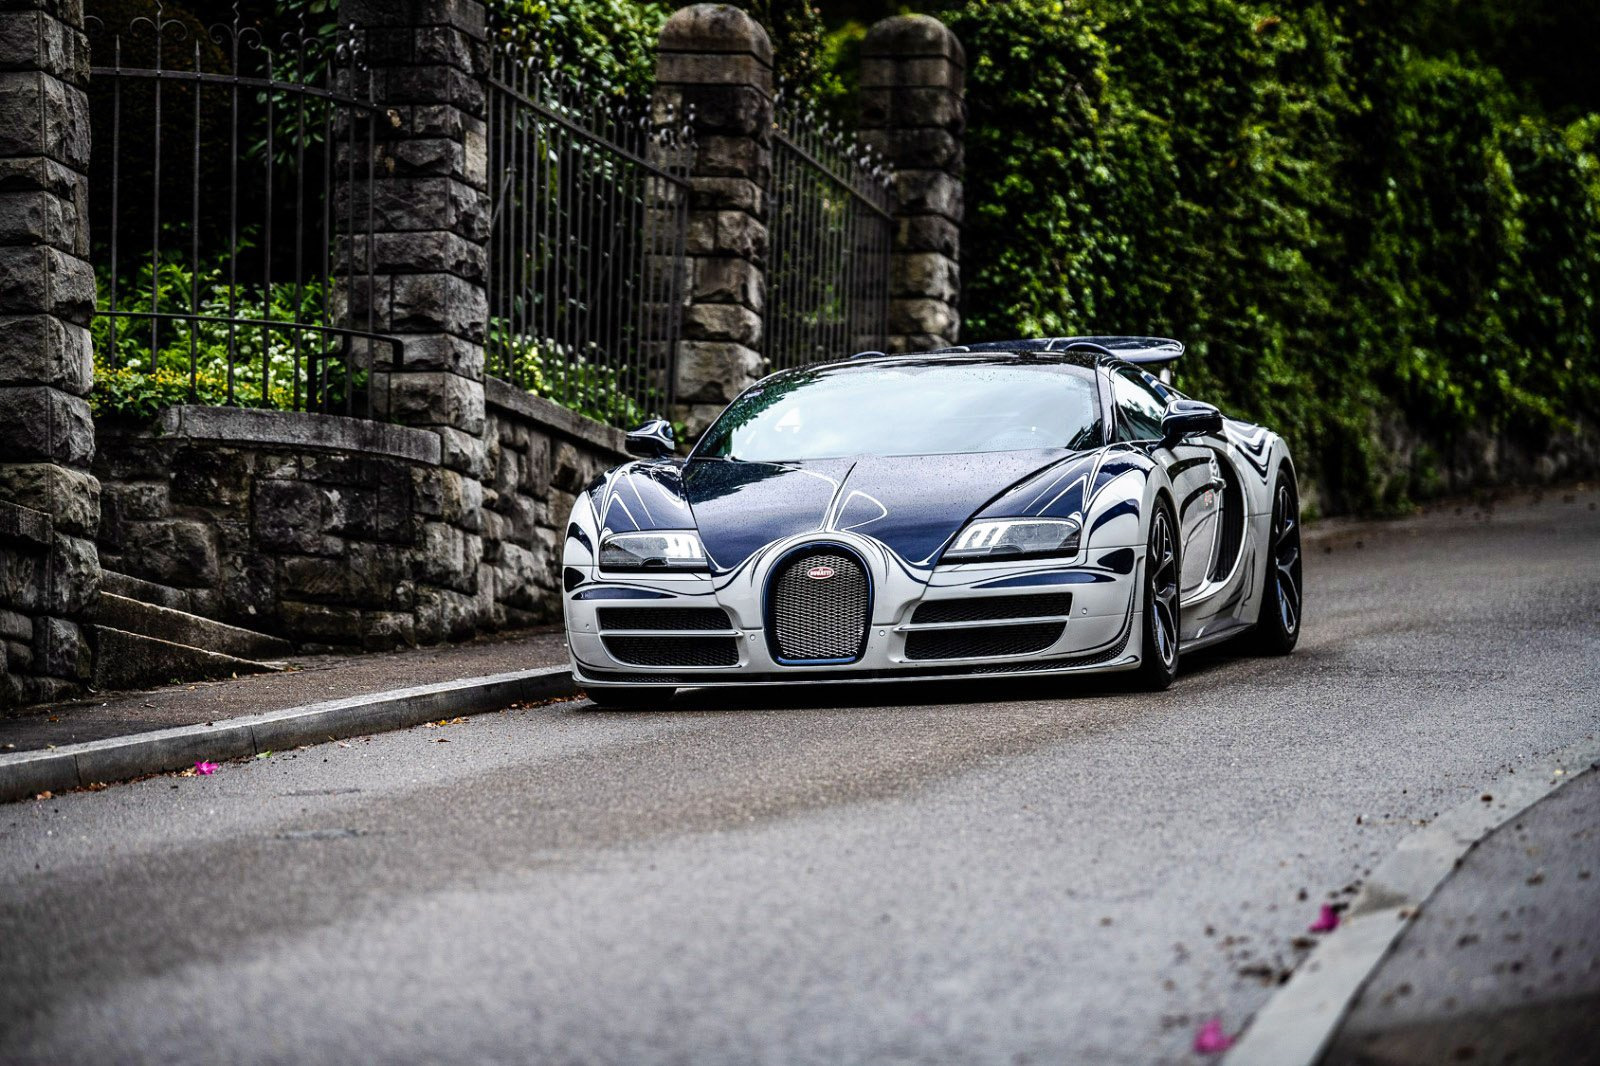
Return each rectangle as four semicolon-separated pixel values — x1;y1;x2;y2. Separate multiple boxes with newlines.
909;336;1185;364
1045;335;1183;364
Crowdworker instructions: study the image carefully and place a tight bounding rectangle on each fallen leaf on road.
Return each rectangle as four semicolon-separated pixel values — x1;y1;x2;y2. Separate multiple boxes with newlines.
195;761;219;776
33;791;52;801
1193;1018;1235;1054
424;717;470;728
1310;904;1340;933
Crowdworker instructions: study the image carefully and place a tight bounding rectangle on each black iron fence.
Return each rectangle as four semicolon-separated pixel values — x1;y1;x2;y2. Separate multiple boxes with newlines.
85;6;399;418
484;46;693;426
765;96;893;371
83;10;894;429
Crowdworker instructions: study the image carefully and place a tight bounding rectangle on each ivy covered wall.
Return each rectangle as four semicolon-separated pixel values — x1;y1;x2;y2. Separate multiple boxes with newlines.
938;0;1600;513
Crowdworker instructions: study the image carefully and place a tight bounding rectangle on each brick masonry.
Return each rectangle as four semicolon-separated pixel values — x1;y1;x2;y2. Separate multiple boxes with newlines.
339;0;494;633
859;15;965;352
655;4;775;439
0;0;101;709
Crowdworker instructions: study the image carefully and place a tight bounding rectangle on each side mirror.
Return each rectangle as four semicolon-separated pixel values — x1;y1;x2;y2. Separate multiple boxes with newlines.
1160;399;1223;447
625;419;676;458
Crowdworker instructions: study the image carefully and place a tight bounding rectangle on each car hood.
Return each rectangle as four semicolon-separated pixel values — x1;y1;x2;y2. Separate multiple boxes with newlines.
590;450;1102;574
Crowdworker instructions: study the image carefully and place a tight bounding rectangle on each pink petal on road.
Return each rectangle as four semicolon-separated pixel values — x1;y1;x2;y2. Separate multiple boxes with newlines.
1193;1017;1235;1054
1309;903;1340;933
195;761;219;776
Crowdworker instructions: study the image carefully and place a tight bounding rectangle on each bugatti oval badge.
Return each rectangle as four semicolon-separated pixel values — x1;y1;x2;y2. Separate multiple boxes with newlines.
806;565;836;581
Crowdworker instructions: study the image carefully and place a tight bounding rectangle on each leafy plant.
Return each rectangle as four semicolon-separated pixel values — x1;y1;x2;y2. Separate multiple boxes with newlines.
485;0;671;95
489;319;662;428
91;251;365;420
937;0;1600;513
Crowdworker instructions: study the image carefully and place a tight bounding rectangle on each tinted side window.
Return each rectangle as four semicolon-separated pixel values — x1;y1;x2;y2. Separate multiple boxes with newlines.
1112;368;1168;441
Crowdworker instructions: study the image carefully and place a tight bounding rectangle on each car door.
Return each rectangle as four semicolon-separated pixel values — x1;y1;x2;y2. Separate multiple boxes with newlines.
1108;367;1222;599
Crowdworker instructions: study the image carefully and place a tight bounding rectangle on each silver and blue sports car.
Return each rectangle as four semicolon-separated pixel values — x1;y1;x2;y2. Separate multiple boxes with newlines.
562;338;1302;705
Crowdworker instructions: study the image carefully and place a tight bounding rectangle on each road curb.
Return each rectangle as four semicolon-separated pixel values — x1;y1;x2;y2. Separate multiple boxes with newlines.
1225;731;1600;1066
0;666;577;804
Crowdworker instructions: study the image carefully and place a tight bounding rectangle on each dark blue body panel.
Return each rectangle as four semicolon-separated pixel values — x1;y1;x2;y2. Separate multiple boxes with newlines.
590;449;1102;575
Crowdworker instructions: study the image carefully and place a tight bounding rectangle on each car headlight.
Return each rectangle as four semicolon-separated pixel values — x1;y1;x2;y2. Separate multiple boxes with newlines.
598;530;708;571
943;517;1082;563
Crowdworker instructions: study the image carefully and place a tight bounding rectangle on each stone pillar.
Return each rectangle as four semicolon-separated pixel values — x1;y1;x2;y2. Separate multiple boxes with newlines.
859;15;964;352
0;0;101;706
654;4;773;439
340;0;490;641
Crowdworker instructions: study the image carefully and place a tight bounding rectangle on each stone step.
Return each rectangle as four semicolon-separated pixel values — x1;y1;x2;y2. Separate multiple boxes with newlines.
100;570;190;612
87;626;283;693
91;593;293;662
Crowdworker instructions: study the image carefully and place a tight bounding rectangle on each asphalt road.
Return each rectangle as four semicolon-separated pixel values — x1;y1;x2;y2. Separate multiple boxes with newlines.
2;489;1598;1065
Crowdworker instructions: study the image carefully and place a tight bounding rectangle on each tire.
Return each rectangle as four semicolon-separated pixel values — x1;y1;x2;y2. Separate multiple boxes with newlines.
1135;500;1181;690
1249;470;1302;655
585;687;676;709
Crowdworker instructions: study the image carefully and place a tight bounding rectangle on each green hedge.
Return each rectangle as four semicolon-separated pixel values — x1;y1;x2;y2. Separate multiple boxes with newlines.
937;0;1600;513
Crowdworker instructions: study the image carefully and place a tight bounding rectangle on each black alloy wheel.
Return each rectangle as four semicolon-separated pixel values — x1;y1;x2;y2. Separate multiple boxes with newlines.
1136;502;1181;689
1251;472;1302;655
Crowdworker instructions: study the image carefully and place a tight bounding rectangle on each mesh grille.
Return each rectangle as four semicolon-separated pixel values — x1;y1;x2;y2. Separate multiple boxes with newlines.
602;636;740;667
905;622;1065;661
911;593;1073;624
596;607;732;631
769;549;870;662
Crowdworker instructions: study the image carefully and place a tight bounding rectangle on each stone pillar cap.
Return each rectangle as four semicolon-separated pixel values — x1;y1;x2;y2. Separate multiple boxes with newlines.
862;15;965;67
659;4;773;64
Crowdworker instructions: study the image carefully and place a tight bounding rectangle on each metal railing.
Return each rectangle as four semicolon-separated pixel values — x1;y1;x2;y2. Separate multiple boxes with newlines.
765;96;894;371
485;46;693;427
85;6;399;418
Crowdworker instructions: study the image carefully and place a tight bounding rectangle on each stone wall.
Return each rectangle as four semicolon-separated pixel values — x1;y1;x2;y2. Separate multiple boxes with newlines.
0;0;101;708
92;397;624;650
860;16;966;352
480;379;628;628
342;0;494;634
656;4;775;439
94;408;462;649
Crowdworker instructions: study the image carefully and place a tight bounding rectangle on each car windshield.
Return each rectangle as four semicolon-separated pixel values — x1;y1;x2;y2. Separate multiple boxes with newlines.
694;359;1104;462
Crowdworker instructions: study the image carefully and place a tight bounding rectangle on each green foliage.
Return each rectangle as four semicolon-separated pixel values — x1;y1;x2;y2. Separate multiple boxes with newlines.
722;0;828;93
486;0;671;93
488;320;659;429
937;0;1600;512
91;253;363;420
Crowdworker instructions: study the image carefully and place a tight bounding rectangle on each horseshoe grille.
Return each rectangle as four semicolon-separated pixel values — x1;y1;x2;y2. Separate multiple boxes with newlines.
768;549;870;663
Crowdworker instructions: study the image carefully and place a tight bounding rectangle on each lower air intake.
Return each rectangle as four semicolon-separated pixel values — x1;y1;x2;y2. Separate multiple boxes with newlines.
602;636;739;668
905;622;1065;661
911;593;1073;624
596;607;731;631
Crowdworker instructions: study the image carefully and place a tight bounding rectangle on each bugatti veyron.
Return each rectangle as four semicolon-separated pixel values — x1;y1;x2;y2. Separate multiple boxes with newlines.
562;338;1302;706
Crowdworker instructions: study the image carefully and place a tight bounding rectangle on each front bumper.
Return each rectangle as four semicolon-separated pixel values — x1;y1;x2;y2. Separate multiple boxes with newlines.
566;532;1143;688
